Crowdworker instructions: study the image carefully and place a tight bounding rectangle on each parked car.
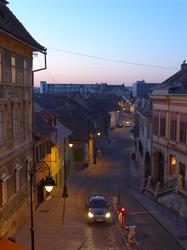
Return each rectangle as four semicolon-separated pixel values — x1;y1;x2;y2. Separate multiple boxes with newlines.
85;195;112;223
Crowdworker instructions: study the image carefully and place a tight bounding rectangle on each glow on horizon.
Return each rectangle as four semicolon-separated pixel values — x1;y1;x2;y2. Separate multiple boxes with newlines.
9;0;187;86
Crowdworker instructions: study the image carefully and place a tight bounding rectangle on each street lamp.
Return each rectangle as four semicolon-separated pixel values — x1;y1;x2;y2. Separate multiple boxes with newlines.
96;132;101;157
29;161;55;250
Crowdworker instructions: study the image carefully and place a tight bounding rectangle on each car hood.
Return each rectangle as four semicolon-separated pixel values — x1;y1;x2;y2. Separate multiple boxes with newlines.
89;208;108;215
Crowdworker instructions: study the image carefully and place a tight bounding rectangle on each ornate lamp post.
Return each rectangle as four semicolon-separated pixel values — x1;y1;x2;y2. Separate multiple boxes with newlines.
29;161;56;250
97;132;101;157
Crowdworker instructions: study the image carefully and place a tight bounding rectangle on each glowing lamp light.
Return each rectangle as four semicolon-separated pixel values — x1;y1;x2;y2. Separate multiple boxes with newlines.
43;176;56;192
97;132;101;136
45;185;53;193
69;143;73;148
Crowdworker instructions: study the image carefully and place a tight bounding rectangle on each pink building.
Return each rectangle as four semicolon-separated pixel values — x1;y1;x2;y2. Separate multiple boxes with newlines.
151;62;187;196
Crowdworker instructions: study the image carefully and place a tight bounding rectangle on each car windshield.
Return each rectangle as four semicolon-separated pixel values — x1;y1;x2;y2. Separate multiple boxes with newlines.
89;198;107;208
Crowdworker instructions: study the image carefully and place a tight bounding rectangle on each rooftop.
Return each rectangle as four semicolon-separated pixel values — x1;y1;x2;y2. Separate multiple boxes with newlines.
0;0;45;51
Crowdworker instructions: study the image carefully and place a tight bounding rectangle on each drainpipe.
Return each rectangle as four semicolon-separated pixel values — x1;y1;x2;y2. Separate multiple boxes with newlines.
32;50;47;159
31;50;47;207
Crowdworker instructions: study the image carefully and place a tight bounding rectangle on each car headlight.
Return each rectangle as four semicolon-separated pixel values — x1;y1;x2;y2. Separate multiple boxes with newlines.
88;212;94;218
105;212;111;218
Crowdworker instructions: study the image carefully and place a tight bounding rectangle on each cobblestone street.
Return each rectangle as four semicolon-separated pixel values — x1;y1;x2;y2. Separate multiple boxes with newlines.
15;127;186;250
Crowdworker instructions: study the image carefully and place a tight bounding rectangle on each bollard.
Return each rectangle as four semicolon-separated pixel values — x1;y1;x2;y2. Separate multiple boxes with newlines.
118;207;128;227
126;225;136;245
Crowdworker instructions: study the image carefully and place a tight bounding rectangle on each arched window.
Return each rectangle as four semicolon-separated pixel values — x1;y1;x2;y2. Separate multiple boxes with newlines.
0;171;9;206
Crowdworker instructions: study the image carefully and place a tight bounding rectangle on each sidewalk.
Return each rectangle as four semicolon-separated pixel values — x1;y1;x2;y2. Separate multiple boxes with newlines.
130;159;187;250
15;167;92;250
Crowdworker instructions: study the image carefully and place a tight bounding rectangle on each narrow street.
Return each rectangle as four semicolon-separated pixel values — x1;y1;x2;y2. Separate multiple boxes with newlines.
16;126;183;250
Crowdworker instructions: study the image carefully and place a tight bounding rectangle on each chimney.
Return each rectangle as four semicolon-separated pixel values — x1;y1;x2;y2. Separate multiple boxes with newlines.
0;0;9;4
181;60;187;70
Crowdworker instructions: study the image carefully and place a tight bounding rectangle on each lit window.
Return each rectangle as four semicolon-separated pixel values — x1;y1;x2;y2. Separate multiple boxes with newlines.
11;56;16;83
0;172;9;206
169;155;176;176
0;111;4;142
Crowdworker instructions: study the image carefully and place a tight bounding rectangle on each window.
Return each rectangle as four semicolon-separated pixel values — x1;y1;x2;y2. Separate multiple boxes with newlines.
12;108;19;136
179;121;187;144
26;158;31;182
170;119;177;141
153;116;159;135
160;117;166;137
25;106;31;133
11;56;16;83
179;162;186;189
169;155;176;176
0;51;2;82
14;165;21;192
19;107;24;135
0;172;9;206
23;60;27;84
0;111;4;142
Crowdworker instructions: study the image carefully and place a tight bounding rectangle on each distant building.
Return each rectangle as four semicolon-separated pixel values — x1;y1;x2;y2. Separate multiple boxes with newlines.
133;80;160;98
126;85;133;97
40;81;131;98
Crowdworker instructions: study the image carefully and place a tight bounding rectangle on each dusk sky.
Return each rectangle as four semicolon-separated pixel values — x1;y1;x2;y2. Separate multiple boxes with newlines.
10;0;187;86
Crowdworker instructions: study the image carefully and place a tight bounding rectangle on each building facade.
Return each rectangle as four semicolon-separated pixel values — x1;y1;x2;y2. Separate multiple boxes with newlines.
0;1;46;236
150;62;187;196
